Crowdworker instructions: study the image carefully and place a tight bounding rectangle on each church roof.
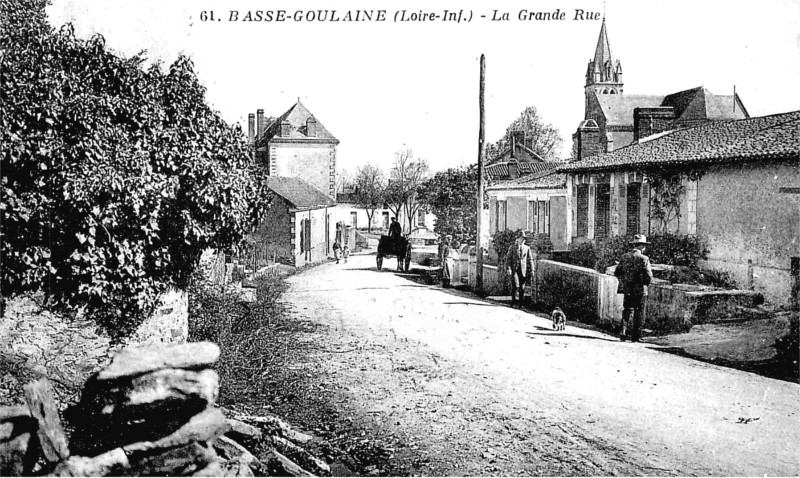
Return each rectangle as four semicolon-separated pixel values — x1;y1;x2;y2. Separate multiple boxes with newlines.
559;110;800;172
662;87;748;122
258;100;338;143
595;94;665;125
593;87;748;127
267;176;336;209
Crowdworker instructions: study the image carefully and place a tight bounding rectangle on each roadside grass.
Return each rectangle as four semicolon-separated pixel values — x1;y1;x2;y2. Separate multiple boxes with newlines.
187;274;397;475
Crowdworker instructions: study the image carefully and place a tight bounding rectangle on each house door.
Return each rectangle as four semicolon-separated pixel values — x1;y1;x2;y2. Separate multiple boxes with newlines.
350;211;357;229
382;212;389;230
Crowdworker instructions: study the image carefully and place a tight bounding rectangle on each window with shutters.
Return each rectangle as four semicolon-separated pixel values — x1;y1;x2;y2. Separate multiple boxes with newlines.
498;200;507;231
576;185;589;237
626;183;641;235
594;184;611;239
527;200;536;232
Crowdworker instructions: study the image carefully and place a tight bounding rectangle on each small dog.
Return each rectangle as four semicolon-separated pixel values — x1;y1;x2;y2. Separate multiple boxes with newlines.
551;307;567;331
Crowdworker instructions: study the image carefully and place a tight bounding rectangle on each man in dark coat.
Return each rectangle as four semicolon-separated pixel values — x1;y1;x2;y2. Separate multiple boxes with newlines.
614;234;654;342
388;217;402;241
505;232;534;306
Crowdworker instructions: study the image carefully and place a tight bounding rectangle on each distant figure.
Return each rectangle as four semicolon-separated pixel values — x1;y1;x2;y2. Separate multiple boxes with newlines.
342;245;350;263
389;217;402;242
333;239;342;264
614;234;654;342
441;235;455;288
505;231;534;306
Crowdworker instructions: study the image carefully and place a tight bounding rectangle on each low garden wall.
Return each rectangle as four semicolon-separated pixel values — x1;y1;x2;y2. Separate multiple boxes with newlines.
531;260;760;333
532;260;622;324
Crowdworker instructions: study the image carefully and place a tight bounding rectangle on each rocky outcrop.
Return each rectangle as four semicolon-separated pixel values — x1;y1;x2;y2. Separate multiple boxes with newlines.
0;342;332;477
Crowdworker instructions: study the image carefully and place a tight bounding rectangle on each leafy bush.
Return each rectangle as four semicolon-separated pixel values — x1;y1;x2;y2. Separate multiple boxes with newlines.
647;234;709;267
491;229;521;267
662;268;738;289
561;242;597;269
595;236;631;272
558;234;711;274
1;0;270;337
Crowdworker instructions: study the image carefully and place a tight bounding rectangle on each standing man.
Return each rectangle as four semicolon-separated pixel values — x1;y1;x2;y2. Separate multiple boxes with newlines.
505;231;534;306
614;234;653;342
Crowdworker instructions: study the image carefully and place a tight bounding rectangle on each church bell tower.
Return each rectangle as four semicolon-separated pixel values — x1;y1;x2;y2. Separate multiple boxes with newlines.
585;18;623;109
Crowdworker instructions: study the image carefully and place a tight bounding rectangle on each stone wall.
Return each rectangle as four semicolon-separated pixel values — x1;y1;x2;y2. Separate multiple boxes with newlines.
0;289;188;408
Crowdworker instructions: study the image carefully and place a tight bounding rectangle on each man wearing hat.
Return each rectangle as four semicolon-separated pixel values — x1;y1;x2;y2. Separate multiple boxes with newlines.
505;231;534;306
614;234;654;342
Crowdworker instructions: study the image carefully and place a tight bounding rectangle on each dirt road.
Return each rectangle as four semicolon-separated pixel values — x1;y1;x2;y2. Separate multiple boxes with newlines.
276;253;800;476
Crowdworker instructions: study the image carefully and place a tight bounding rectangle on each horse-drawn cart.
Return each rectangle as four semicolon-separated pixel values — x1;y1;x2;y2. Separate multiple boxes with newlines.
376;235;412;272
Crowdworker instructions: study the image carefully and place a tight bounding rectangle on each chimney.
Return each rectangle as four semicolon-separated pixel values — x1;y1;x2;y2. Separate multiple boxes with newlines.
256;109;264;139
577;119;601;161
248;113;255;144
280;120;291;137
633;107;675;142
306;117;317;137
511;130;525;158
508;159;519;179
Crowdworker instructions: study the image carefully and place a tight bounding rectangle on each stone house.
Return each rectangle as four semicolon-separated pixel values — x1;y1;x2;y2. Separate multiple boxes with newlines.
248;100;338;199
486;168;569;251
557;110;800;306
573;19;748;160
333;189;436;235
253;177;336;267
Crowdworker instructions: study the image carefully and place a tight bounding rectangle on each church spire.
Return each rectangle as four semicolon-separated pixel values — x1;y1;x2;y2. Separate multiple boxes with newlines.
593;18;614;70
585;18;623;94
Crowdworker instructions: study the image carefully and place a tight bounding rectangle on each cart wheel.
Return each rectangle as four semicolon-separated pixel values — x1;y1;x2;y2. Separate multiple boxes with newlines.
376;255;383;270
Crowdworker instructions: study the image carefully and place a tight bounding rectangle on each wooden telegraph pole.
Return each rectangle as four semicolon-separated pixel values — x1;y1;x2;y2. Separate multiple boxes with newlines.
476;54;486;293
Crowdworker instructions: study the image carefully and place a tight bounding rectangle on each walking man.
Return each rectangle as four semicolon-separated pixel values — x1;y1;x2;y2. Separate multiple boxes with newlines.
505;232;534;306
614;234;653;342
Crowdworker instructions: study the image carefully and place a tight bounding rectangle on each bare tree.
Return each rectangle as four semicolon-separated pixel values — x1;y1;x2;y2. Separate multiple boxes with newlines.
385;148;429;234
352;164;386;233
335;167;354;195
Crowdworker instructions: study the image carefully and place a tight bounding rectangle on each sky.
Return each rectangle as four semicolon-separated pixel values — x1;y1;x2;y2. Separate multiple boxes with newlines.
47;0;800;175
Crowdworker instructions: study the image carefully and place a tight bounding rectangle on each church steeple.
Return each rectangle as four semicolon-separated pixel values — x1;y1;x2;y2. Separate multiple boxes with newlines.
585;18;623;95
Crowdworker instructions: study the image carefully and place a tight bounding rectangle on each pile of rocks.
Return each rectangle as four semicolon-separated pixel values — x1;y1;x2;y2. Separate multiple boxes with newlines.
0;342;333;476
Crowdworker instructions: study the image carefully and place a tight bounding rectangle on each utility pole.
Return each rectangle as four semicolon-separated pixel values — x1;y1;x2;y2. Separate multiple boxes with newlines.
476;54;486;293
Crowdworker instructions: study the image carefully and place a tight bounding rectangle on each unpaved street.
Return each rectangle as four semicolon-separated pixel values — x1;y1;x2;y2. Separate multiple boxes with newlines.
278;253;800;476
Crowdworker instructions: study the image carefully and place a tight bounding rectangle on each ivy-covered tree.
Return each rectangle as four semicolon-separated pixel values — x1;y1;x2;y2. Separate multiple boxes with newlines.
418;165;480;244
0;0;271;336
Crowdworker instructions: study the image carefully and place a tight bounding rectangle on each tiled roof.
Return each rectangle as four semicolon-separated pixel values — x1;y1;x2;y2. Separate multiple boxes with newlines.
558;111;800;173
486;161;554;180
267;177;336;209
488;142;546;165
487;169;567;191
258;100;338;143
